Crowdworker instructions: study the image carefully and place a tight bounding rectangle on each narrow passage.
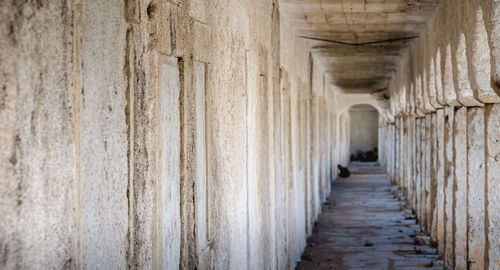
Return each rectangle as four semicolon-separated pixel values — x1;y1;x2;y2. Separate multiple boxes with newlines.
296;163;442;270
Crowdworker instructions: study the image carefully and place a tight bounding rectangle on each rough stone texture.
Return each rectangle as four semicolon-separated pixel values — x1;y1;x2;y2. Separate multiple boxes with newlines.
384;2;500;270
405;117;412;200
415;118;422;222
159;57;181;270
205;1;249;268
390;123;396;184
435;109;445;254
0;1;77;269
454;107;468;270
443;106;455;269
429;113;437;240
486;104;500;269
399;117;405;188
378;119;386;166
442;45;460;107
471;7;500;103
467;107;486;270
455;34;482;107
194;61;208;266
0;0;342;269
394;119;400;185
2;0;500;269
494;1;500;92
246;6;274;269
80;1;129;268
409;117;416;209
420;118;427;229
387;0;498;108
424;115;432;234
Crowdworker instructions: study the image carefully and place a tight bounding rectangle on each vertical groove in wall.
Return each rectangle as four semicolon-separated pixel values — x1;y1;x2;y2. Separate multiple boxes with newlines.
151;52;160;270
124;26;135;268
178;56;186;269
72;1;84;268
204;61;210;268
169;8;177;55
271;2;281;267
304;53;311;234
431;113;437;241
483;105;490;270
451;108;457;269
465;112;469;270
244;50;250;270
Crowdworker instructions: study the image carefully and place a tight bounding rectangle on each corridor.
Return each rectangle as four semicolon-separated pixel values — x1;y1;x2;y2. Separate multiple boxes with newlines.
296;163;441;270
2;0;500;269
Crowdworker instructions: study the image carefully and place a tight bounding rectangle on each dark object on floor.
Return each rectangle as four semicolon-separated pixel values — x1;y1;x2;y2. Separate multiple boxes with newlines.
364;241;374;247
351;148;378;162
338;165;351;178
301;252;313;261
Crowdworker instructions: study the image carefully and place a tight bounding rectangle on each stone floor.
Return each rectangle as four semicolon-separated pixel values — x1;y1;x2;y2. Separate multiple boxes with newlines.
296;162;443;270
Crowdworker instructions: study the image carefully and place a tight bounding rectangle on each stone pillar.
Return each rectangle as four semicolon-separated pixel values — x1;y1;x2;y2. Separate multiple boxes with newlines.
392;123;396;184
389;123;396;184
402;116;407;196
400;117;405;189
378;120;385;166
467;107;486;270
424;114;432;233
486;104;500;269
443;106;455;269
415;118;422;220
395;118;400;185
430;113;437;239
436;109;445;254
385;123;391;180
411;117;417;209
408;117;413;200
454;107;468;270
420;117;427;229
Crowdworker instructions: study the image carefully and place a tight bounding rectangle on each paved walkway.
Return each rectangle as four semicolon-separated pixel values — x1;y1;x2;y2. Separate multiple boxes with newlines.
296;162;442;270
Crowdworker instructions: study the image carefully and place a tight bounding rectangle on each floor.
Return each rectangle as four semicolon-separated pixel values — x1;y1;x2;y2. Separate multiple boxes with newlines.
296;162;443;270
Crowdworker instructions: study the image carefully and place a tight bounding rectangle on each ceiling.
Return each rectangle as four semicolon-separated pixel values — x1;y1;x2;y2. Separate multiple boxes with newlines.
350;104;379;111
279;0;441;94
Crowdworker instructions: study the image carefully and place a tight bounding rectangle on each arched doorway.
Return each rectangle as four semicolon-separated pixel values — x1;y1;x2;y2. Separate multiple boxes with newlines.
348;104;379;162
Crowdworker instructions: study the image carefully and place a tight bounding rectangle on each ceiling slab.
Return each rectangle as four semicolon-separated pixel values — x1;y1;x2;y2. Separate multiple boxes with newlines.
280;0;441;94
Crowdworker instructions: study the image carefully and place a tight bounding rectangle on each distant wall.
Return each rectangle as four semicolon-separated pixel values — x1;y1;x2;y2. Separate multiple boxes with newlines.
349;108;379;157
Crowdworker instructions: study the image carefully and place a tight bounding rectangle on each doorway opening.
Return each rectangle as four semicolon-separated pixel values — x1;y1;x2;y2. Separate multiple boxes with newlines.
348;104;379;162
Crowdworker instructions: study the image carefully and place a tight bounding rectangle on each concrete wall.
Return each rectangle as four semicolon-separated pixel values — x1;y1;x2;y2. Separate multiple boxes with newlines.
0;0;343;269
349;108;379;157
382;1;500;269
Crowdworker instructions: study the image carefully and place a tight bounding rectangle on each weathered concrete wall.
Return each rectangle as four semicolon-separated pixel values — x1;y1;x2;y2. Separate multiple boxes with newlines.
0;1;77;268
454;108;469;270
383;1;500;269
486;103;500;269
80;1;130;268
0;0;340;269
